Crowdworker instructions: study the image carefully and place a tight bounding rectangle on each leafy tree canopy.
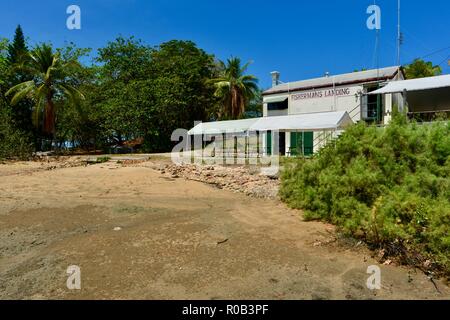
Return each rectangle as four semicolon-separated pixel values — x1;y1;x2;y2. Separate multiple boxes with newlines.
0;38;9;89
404;59;442;79
1;31;261;154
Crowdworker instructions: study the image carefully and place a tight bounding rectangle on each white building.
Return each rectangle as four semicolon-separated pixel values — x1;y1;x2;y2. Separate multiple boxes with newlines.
188;67;450;160
262;66;405;155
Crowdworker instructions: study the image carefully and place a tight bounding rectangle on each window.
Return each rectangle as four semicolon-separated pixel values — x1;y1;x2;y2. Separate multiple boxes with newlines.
268;99;288;111
362;86;383;123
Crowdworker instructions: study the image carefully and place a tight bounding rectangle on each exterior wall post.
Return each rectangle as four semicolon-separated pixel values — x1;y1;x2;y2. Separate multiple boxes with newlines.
384;93;393;125
245;134;249;164
234;136;238;164
222;133;226;164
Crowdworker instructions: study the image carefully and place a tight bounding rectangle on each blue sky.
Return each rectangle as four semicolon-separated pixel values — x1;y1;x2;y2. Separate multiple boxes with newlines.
1;0;449;88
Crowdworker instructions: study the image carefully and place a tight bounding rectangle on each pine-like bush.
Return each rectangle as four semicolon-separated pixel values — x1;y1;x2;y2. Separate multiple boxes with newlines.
280;116;450;275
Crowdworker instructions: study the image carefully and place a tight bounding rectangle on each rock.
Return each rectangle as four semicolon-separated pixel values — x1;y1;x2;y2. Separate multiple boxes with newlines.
160;162;279;199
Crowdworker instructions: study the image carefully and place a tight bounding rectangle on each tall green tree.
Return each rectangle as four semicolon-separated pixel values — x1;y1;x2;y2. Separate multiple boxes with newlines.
210;57;259;119
95;37;154;145
6;44;84;137
148;40;217;150
404;59;442;79
244;88;263;118
0;38;9;91
93;37;217;152
53;44;100;150
1;38;11;116
5;25;36;145
0;38;32;159
7;25;27;65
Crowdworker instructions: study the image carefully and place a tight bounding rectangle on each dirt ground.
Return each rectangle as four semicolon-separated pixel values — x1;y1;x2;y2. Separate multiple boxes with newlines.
0;157;448;300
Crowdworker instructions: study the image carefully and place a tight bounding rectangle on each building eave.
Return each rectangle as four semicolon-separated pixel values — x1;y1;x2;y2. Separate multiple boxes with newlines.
262;74;399;97
262;67;403;97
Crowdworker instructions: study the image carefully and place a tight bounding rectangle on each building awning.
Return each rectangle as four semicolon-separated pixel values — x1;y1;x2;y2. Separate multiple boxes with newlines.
368;74;450;94
264;96;288;104
187;118;259;135
249;111;353;132
188;111;353;135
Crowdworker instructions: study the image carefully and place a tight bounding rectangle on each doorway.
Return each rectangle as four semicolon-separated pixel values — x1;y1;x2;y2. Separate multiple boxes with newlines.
279;132;286;156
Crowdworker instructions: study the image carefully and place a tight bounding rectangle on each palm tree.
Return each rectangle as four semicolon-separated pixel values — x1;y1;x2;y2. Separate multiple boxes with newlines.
6;44;84;137
211;57;259;119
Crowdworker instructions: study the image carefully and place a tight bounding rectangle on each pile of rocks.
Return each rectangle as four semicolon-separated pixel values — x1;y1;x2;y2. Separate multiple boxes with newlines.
40;156;90;170
157;164;279;199
0;156;89;177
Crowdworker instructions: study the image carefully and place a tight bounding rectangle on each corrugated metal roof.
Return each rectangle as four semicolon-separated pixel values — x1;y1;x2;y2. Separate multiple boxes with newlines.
263;66;401;96
368;74;450;94
249;111;353;132
187;118;259;135
188;111;353;135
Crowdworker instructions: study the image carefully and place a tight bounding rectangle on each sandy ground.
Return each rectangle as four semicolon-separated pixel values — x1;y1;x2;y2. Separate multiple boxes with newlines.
0;158;448;300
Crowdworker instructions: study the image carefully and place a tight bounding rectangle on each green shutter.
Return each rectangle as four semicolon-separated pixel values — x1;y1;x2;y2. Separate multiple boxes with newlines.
290;132;299;156
266;132;272;155
290;132;313;156
303;132;314;156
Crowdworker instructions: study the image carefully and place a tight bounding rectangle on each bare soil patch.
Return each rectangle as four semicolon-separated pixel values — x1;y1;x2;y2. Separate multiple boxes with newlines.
0;158;448;299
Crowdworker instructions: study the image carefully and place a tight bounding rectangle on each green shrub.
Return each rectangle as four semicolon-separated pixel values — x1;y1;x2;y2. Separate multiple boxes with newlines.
280;116;450;275
0;107;33;160
96;156;111;163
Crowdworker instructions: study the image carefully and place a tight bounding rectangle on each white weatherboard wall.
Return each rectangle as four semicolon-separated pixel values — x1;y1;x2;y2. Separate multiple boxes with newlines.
263;85;363;121
262;93;289;154
291;84;359;154
261;67;406;154
289;85;362;118
384;93;394;124
263;85;362;155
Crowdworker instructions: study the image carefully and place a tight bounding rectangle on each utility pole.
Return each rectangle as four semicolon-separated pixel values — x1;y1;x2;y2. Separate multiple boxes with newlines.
397;0;401;66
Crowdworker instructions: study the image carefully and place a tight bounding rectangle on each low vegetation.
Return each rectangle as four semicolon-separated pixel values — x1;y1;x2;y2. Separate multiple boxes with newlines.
0;103;33;160
95;156;111;164
280;115;450;276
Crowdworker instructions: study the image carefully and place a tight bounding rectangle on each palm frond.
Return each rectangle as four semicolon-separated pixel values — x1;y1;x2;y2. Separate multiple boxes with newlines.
32;93;46;128
58;83;85;107
209;57;260;119
207;77;228;84
6;80;36;105
240;60;253;74
241;74;258;82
